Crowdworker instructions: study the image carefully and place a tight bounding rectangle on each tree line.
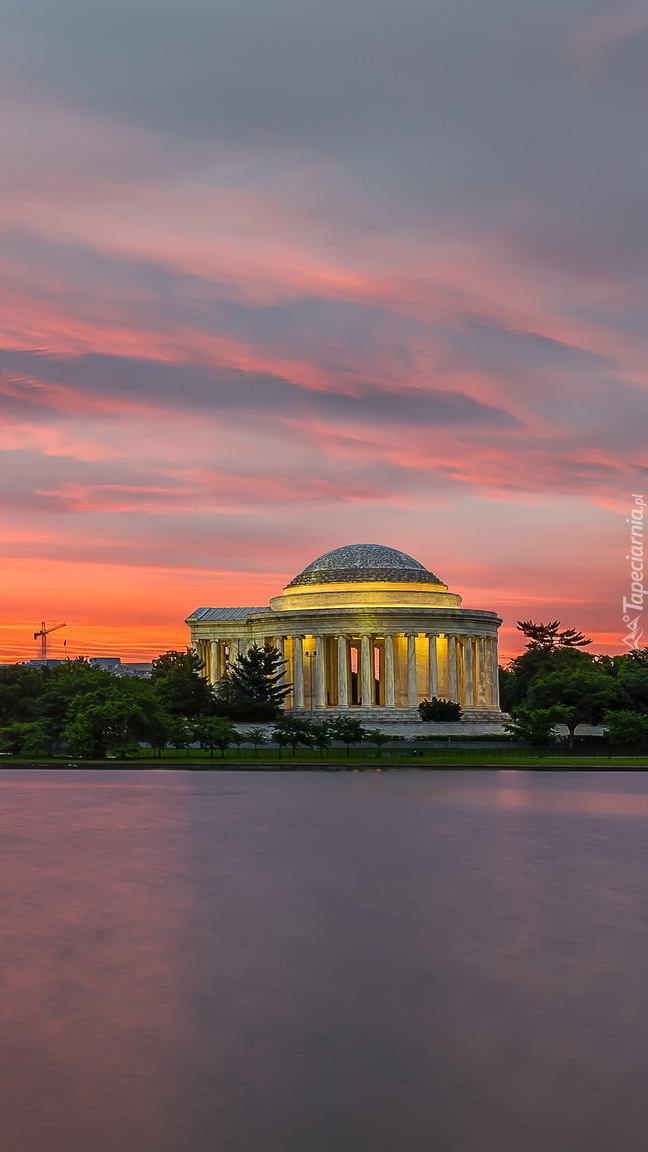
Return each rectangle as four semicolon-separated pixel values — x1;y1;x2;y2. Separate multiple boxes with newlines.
0;642;384;759
498;620;648;749
0;642;289;758
1;623;647;757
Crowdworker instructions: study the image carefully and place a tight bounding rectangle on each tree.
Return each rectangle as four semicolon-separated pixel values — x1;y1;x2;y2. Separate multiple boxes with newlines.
167;717;194;757
516;621;592;651
214;671;279;722
229;729;246;758
63;702;139;759
498;665;518;713
271;717;315;756
146;710;175;758
194;715;236;758
418;697;462;722
151;649;214;718
151;648;205;677
311;721;332;758
330;717;367;757
64;698;141;759
62;677;169;759
502;621;595;711
211;718;236;759
271;725;291;759
0;664;46;725
228;643;291;707
603;710;648;750
37;658;114;736
0;720;55;757
526;667;621;750
503;707;567;747
616;649;648;713
364;728;390;755
240;726;268;757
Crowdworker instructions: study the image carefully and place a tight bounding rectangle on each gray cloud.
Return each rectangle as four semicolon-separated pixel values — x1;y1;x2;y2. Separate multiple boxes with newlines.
0;348;518;429
4;0;647;224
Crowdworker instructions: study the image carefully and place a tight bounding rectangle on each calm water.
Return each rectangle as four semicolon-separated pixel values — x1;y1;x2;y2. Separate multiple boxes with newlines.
1;770;648;1151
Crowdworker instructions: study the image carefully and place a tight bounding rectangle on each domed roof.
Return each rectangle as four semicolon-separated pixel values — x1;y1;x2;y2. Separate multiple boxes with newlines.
287;544;443;587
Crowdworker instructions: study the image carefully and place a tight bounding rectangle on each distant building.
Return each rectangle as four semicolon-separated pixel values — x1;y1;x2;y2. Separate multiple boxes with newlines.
24;657;152;677
90;658;152;678
90;657;121;672
186;543;503;721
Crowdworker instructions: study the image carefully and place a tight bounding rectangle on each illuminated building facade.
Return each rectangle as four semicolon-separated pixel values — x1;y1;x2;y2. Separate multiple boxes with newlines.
186;544;503;720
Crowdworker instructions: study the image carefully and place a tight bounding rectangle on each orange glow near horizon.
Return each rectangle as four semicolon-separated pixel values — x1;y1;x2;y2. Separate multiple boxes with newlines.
0;552;623;666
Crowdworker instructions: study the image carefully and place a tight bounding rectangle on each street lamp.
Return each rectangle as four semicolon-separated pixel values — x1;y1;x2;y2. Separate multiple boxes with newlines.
305;650;317;717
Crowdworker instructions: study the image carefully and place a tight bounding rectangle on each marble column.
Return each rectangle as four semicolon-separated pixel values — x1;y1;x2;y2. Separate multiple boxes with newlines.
487;637;493;701
360;634;373;707
210;640;219;685
293;635;304;708
337;635;349;708
489;637;500;707
427;634;438;699
448;634;458;701
275;636;286;691
315;634;326;708
406;633;418;708
464;636;474;707
384;633;395;707
477;636;487;707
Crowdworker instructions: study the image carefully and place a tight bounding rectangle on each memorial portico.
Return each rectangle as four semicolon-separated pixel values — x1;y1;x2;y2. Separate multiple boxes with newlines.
186;545;504;721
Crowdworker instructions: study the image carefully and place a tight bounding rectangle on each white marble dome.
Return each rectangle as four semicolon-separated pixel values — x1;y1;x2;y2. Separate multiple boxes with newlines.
287;544;442;587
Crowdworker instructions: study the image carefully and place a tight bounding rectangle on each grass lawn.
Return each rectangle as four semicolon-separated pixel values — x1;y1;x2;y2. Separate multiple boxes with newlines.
2;748;648;768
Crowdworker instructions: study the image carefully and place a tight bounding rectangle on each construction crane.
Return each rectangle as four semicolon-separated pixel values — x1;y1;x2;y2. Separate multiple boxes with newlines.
33;621;66;662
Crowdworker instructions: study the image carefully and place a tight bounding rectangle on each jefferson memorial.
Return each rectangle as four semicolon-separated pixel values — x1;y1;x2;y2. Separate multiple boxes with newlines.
186;544;503;720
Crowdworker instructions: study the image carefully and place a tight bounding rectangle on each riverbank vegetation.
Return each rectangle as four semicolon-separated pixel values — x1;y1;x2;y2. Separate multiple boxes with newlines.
0;646;286;759
498;620;648;751
0;622;646;760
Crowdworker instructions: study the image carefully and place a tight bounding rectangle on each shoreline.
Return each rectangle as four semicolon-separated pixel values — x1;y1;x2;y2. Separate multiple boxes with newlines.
2;758;648;771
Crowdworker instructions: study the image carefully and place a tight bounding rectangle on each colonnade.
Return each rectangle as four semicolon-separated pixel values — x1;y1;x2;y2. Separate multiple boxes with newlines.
196;629;500;711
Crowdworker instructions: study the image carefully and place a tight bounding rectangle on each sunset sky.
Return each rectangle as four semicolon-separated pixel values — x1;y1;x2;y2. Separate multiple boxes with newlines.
1;0;646;662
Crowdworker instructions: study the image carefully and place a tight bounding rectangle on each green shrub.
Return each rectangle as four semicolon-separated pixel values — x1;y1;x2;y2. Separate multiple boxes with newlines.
418;697;462;722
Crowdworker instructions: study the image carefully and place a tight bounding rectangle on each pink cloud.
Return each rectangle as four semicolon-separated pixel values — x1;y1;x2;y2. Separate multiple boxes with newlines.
571;1;648;62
